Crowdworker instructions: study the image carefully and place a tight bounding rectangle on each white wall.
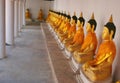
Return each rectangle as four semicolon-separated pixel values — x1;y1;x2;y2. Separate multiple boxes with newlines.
26;0;54;20
54;0;120;82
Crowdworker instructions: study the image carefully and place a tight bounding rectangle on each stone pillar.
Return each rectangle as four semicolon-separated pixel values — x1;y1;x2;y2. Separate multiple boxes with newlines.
23;0;26;26
20;1;23;29
6;0;14;45
18;0;24;31
18;0;21;31
14;0;19;37
0;0;6;58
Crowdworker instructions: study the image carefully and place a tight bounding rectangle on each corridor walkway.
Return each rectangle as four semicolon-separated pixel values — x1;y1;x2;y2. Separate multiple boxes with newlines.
0;25;55;83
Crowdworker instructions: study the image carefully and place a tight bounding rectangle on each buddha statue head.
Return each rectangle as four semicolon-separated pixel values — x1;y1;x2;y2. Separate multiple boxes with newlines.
61;11;66;20
25;8;31;19
86;13;97;32
63;12;67;21
66;12;71;22
58;12;62;18
102;15;116;40
26;8;29;12
40;9;42;12
77;12;85;28
70;12;77;26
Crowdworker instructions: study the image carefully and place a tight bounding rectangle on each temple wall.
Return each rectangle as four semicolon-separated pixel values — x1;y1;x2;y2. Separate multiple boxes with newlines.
53;0;120;82
25;0;54;20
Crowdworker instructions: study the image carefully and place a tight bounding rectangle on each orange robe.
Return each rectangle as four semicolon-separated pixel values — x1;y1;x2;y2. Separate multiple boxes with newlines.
67;24;76;38
58;20;66;33
92;40;116;66
82;40;116;81
25;11;31;19
37;11;43;20
63;22;71;33
71;28;84;45
80;31;97;52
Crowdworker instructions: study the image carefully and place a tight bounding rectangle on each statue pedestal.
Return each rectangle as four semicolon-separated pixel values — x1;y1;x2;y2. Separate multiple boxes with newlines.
76;68;112;83
47;23;52;31
56;38;64;50
59;42;64;49
64;48;72;59
25;19;32;22
69;57;81;73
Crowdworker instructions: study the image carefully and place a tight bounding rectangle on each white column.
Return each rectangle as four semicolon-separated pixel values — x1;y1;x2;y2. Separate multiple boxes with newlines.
14;0;19;37
20;1;23;28
18;0;21;31
0;0;6;58
23;0;26;26
6;0;14;45
18;0;24;31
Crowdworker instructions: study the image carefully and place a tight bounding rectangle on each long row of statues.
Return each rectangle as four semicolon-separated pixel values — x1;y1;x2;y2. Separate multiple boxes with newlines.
25;8;43;21
46;10;117;83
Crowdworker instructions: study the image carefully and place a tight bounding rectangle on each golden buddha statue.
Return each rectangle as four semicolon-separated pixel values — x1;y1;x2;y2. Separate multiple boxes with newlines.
116;80;120;83
62;12;77;44
82;15;116;82
62;12;71;32
52;12;61;28
56;13;67;34
53;12;63;31
58;13;71;41
25;9;31;20
37;9;43;21
73;13;97;64
66;12;85;52
49;11;60;28
57;12;71;36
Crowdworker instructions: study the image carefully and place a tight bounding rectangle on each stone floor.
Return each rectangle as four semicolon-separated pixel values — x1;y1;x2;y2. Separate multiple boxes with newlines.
0;25;55;83
41;23;77;83
0;23;77;83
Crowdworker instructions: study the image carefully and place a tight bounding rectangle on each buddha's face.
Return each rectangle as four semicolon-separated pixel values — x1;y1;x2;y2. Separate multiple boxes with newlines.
65;18;68;22
67;18;70;22
102;27;110;40
77;20;83;27
61;16;64;19
86;23;91;32
26;10;29;12
58;15;61;18
68;19;70;22
71;18;75;25
77;20;80;27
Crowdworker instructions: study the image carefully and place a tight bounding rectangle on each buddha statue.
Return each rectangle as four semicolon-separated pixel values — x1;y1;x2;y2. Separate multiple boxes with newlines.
53;12;64;31
73;13;97;64
49;11;60;29
56;12;67;34
116;80;120;83
57;12;71;36
52;12;61;28
37;9;43;21
25;8;31;20
62;12;77;43
66;12;85;52
58;13;71;41
61;12;71;35
82;15;116;82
